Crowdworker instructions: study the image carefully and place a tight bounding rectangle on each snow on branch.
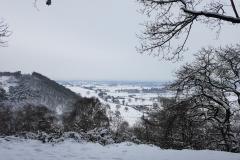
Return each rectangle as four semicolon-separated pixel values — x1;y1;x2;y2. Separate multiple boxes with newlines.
182;8;240;24
137;0;240;61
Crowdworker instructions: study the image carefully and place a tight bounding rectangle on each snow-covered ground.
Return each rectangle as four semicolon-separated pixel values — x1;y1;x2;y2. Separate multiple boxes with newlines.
61;80;174;126
67;85;143;126
0;138;239;160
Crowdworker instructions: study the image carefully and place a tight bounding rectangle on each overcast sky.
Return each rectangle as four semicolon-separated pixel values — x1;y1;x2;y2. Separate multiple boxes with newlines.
0;0;239;81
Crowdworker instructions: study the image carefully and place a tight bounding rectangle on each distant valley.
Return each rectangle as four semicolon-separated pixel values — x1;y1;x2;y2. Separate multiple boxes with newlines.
59;80;173;125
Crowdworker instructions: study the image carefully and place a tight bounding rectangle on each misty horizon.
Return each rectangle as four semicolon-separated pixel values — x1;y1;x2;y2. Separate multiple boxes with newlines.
1;0;239;80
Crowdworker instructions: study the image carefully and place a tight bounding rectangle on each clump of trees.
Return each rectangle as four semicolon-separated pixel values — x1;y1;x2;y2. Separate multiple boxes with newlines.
0;96;141;144
0;97;110;135
63;97;110;132
133;45;240;152
0;97;123;145
133;98;206;149
172;45;240;152
0;104;58;135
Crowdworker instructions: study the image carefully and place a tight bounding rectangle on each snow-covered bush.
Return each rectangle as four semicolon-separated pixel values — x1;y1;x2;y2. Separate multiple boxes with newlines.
86;128;114;145
7;128;115;145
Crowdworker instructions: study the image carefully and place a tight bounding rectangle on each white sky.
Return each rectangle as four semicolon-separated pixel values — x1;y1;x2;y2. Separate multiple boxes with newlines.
0;0;239;81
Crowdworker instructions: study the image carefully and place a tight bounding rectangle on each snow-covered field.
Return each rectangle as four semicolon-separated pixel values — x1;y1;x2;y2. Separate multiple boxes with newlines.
0;138;239;160
60;80;173;126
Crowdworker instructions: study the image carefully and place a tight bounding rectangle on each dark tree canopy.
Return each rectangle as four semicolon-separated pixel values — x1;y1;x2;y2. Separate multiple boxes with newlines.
64;98;110;132
137;0;240;61
134;45;240;152
171;45;240;151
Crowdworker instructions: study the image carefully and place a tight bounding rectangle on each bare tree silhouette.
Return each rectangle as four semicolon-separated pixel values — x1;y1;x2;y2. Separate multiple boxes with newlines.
0;21;10;47
137;0;240;61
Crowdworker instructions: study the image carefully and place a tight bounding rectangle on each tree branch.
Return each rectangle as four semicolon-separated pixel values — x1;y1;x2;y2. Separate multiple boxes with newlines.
182;8;240;23
230;0;239;18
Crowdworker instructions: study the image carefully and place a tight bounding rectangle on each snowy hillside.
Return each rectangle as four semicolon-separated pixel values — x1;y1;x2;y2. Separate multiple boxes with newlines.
0;72;79;113
0;137;239;160
0;75;18;93
66;85;143;126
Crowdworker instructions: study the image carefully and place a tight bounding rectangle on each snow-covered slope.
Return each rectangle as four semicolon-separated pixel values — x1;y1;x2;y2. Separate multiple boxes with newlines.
0;138;239;160
63;80;173;126
0;75;18;93
66;85;143;126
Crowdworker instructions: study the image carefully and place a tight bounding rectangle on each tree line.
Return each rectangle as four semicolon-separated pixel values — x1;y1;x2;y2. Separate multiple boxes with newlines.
132;45;240;152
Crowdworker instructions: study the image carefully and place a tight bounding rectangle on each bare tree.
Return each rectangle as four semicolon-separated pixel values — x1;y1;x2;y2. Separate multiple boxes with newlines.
0;21;10;47
137;0;240;61
0;0;50;47
171;45;240;151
